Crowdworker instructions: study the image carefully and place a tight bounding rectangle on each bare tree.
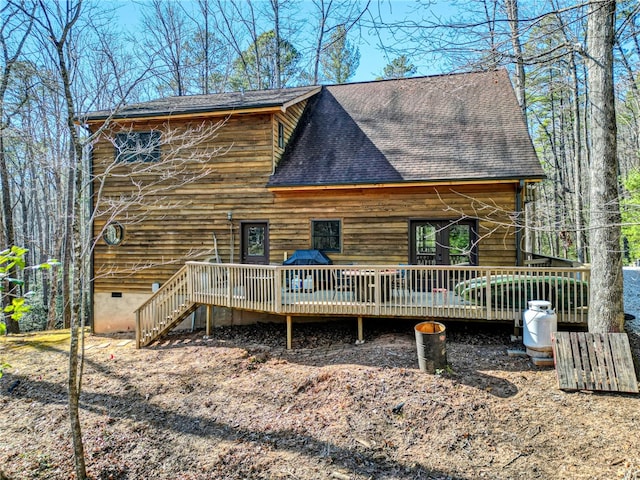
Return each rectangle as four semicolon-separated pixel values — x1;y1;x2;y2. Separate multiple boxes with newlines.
0;0;34;334
138;0;194;96
183;0;233;94
308;0;368;84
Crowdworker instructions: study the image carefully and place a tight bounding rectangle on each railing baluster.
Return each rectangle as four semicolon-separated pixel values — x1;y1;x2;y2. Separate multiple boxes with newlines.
135;262;591;346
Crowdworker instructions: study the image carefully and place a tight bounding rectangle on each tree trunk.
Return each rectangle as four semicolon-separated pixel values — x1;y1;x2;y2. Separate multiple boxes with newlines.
0;136;20;334
586;0;624;333
505;0;527;128
569;52;587;263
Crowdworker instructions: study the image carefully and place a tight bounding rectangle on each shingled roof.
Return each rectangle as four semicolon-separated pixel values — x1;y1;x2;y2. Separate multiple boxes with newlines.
268;70;544;187
85;85;320;121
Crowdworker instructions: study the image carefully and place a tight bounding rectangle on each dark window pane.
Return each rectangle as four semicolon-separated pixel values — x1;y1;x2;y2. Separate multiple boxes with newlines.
115;131;161;162
449;224;472;265
312;220;340;252
247;226;265;256
278;122;284;149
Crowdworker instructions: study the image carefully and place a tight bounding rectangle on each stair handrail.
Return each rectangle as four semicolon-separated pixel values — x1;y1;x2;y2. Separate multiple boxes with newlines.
135;264;194;347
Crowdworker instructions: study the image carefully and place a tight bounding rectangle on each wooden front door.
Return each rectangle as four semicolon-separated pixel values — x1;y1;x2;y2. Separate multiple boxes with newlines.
241;222;269;264
410;220;477;266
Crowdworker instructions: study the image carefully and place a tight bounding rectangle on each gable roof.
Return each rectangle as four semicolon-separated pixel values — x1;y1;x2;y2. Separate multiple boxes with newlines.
85;85;320;121
268;70;544;188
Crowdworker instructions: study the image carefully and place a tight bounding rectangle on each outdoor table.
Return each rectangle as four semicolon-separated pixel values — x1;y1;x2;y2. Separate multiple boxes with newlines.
342;269;398;302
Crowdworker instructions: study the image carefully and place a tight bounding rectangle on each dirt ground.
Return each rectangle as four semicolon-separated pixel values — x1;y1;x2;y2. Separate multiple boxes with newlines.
1;319;639;480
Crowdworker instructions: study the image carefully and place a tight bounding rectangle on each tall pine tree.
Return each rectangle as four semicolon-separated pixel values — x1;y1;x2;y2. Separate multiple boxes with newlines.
320;24;359;84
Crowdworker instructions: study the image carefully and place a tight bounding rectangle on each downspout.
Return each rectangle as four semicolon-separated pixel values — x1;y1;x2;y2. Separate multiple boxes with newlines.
515;180;523;266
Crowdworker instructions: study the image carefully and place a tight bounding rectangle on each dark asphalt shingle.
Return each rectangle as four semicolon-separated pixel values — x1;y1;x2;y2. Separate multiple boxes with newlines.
85;85;320;121
268;70;544;187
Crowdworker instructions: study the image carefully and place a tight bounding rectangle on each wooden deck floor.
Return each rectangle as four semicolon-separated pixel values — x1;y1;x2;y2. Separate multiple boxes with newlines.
136;263;591;347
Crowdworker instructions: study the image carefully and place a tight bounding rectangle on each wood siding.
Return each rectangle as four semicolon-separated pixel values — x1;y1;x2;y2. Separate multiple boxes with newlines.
92;113;520;296
273;99;307;166
92;113;276;293
270;184;518;266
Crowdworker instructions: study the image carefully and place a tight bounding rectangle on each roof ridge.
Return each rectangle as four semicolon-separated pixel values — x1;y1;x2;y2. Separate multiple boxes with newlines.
322;68;506;89
159;84;320;102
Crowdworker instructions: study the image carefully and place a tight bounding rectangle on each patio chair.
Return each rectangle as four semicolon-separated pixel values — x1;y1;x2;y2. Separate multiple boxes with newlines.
332;269;354;301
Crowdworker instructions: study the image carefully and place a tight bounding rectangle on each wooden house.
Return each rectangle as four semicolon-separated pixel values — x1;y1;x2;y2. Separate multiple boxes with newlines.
86;69;552;337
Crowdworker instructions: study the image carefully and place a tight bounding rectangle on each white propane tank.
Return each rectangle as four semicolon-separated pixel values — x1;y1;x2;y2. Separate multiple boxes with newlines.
523;300;557;353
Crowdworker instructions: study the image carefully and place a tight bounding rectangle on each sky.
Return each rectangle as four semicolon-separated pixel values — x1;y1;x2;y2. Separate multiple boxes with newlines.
113;0;454;84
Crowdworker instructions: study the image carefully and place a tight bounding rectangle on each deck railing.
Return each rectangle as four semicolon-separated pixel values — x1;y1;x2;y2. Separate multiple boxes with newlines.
136;262;590;347
187;262;590;321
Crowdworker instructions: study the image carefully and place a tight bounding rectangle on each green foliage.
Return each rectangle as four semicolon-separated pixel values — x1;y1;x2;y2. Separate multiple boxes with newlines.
320;24;360;84
230;30;301;90
1;246;60;324
0;246;29;282
20;286;52;332
449;226;471;255
622;170;640;262
0;361;9;379
378;55;416;80
4;297;30;322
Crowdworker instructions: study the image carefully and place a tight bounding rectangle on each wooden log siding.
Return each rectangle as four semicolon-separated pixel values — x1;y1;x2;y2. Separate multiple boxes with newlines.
92;114;276;293
270;184;518;266
92;110;520;298
273;100;308;166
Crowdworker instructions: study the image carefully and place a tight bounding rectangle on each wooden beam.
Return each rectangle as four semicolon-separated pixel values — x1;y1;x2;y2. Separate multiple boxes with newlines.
268;178;543;193
286;315;292;350
135;311;141;349
281;86;321;111
206;305;213;337
84;106;282;125
357;316;364;344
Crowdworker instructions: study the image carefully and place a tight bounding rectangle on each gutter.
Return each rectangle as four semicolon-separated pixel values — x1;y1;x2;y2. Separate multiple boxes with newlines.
515;180;524;266
267;177;545;192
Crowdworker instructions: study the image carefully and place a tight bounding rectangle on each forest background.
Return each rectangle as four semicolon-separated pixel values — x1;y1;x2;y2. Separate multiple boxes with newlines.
1;0;639;335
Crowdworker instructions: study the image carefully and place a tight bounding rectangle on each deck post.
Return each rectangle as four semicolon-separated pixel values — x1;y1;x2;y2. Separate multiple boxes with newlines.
286;315;292;350
206;305;213;336
374;270;381;316
485;270;493;321
135;311;141;349
274;268;282;314
357;316;364;343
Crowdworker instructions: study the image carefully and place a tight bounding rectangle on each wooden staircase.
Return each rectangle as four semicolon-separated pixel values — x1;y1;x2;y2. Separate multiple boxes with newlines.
135;265;198;348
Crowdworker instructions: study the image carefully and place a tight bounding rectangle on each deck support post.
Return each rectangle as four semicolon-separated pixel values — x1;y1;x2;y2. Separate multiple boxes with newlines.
206;305;213;337
357;316;364;344
286;315;292;350
135;311;141;349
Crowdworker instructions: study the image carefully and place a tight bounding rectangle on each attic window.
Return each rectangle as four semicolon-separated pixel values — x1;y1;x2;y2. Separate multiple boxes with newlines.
312;220;341;253
277;122;284;149
115;131;161;163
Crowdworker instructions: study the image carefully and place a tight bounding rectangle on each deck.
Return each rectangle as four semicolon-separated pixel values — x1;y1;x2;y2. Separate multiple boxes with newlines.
135;262;590;348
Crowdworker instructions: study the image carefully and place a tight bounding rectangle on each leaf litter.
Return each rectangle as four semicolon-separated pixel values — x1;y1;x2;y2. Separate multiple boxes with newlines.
0;319;639;479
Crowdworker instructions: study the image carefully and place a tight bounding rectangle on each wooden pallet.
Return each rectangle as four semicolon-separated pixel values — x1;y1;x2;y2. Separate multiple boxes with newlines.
552;331;639;393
